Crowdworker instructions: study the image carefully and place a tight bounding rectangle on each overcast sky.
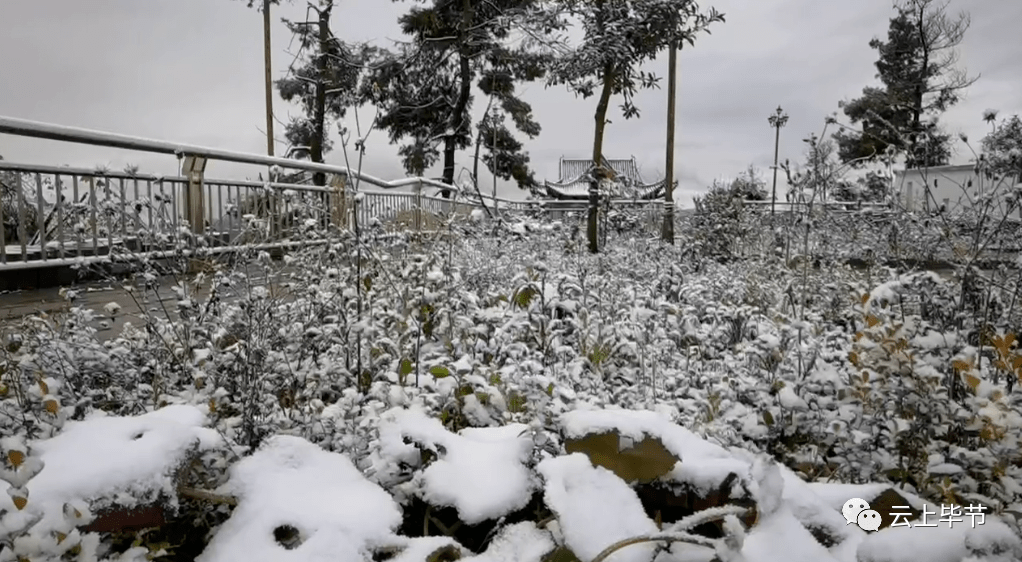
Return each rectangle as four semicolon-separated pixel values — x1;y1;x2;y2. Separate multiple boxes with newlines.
0;0;1018;207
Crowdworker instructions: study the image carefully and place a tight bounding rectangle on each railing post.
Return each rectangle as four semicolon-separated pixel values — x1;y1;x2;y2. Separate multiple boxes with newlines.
181;155;206;236
414;180;422;232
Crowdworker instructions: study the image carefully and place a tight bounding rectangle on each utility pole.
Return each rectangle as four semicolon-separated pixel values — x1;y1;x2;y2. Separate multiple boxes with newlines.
492;108;499;215
661;43;677;244
263;0;275;157
767;106;789;217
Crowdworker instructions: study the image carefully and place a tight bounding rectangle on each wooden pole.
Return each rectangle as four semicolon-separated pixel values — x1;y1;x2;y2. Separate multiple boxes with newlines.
661;43;677;244
263;0;275;157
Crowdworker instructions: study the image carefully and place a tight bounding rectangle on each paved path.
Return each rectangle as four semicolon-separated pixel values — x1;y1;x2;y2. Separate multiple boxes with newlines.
0;265;283;339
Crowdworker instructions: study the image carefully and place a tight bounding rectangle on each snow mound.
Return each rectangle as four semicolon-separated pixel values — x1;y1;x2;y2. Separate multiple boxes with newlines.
9;405;220;531
464;521;556;562
538;453;659;562
198;435;402;562
742;506;843;562
562;407;735;463
375;407;535;525
857;515;1022;562
557;408;1022;562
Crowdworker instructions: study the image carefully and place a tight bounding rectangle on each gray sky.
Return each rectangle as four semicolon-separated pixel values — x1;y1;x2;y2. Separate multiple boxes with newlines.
0;0;1018;207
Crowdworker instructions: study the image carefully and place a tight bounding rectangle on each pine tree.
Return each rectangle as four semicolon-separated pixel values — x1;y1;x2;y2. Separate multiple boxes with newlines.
276;0;371;185
834;0;976;169
546;0;724;253
363;0;559;196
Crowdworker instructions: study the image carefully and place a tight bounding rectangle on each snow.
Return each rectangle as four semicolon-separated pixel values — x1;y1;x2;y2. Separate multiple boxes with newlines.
375;407;535;525
538;453;659;562
742;507;842;562
6;405;220;532
198;435;403;562
561;407;734;463
671;457;752;495
777;385;809;411
463;522;556;562
807;483;918;511
856;516;1022;562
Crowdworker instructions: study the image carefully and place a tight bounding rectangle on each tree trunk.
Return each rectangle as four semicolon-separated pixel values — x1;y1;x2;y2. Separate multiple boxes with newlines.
908;6;928;170
311;2;332;187
589;62;615;254
441;0;475;199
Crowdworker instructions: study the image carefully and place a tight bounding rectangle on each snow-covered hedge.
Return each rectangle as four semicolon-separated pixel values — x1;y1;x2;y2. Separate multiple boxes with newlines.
1;217;1021;561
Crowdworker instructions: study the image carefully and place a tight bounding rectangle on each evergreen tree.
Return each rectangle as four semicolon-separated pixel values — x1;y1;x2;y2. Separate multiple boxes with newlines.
834;0;975;169
363;0;559;196
547;0;724;253
276;0;371;185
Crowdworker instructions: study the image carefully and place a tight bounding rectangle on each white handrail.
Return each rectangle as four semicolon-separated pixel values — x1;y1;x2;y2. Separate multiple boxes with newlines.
0;116;459;194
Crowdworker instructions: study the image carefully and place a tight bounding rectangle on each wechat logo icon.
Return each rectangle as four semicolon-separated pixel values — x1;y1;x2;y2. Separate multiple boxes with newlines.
843;498;882;532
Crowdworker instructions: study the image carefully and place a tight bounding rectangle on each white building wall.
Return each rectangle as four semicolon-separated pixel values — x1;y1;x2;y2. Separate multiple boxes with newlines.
893;165;1019;217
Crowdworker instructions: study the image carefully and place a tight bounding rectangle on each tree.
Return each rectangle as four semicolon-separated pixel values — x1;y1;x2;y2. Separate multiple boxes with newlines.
728;165;768;201
276;1;370;185
547;0;724;253
981;114;1022;182
833;0;975;169
832;171;890;203
782;134;846;203
363;0;558;196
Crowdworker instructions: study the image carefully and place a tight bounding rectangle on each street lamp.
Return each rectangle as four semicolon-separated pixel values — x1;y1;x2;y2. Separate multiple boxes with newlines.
767;106;789;217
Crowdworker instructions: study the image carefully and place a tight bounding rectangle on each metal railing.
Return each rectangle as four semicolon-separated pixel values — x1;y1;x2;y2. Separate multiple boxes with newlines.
0;115;679;271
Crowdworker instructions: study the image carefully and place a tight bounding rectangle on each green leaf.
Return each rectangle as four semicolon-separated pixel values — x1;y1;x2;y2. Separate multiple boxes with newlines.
430;365;451;378
762;410;775;426
513;286;538;309
399;358;413;377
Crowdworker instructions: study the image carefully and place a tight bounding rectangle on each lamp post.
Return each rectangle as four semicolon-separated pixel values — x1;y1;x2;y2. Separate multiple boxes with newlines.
767;106;788;217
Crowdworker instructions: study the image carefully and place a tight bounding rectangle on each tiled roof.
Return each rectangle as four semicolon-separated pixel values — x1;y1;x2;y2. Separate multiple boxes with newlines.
543;156;673;200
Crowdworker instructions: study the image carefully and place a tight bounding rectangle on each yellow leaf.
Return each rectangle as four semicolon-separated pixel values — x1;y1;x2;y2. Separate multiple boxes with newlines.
12;495;27;510
865;315;880;328
861;293;870;305
952;359;972;373
55;532;67;544
39;379;49;394
861;371;869;383
848;351;859;367
209;398;217;414
44;399;59;415
963;373;981;392
7;450;25;469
